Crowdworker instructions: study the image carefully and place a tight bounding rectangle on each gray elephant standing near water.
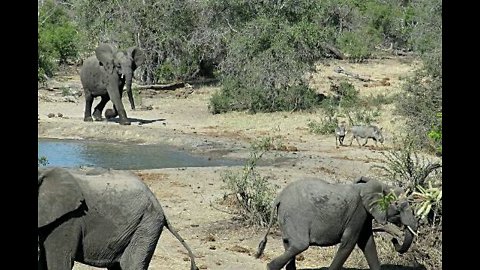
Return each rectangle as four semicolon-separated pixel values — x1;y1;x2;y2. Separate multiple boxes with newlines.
38;167;198;270
255;176;417;270
80;43;145;125
349;125;384;147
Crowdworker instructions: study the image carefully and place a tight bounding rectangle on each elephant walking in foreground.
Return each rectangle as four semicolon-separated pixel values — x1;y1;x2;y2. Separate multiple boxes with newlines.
38;167;198;270
80;44;145;125
255;176;417;270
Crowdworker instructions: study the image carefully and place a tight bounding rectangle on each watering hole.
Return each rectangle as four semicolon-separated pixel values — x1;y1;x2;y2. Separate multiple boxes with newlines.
38;138;245;170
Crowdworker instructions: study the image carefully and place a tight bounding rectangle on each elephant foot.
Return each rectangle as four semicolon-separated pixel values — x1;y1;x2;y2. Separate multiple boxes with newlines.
92;111;103;121
84;116;93;122
105;109;118;119
119;118;131;125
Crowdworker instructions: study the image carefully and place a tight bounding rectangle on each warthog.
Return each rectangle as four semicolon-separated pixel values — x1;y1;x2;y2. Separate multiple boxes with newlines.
335;124;347;147
349;125;384;147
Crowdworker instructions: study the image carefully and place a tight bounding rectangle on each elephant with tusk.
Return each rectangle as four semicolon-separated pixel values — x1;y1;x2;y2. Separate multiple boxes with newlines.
255;176;418;270
80;43;145;125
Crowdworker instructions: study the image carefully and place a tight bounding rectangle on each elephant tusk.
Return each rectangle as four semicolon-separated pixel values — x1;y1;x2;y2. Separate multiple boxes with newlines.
407;225;418;237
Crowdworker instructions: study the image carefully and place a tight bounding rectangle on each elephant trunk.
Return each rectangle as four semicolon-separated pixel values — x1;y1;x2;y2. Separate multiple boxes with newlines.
125;73;135;110
392;226;414;254
391;208;417;254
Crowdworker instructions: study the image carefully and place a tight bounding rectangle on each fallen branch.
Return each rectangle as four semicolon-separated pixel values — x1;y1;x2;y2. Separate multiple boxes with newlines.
334;66;372;82
322;42;346;60
135;82;185;91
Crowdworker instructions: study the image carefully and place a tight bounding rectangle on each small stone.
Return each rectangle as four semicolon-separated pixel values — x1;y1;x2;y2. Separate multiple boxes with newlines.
47;113;55;118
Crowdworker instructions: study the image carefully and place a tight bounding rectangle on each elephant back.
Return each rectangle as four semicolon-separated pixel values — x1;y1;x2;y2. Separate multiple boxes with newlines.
69;168;163;219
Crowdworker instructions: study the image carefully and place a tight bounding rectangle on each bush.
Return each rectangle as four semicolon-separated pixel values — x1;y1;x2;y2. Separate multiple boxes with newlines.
331;81;360;108
346;109;380;126
211;12;324;114
395;53;441;154
427;112;442;156
307;119;337;135
337;30;378;62
373;137;442;226
38;0;79;81
38;35;56;82
221;137;279;226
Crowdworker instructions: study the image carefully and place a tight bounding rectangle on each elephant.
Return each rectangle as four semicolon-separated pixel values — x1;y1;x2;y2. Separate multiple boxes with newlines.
38;167;198;270
80;43;145;125
255;176;417;270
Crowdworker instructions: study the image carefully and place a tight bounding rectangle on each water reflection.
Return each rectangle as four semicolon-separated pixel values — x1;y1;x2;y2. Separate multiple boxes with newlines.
38;138;243;170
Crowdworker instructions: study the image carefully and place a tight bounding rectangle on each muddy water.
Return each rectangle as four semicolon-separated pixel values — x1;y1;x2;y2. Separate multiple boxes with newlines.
38;138;244;170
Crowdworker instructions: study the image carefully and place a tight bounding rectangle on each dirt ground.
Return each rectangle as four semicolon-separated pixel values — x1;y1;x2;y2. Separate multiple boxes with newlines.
38;56;438;269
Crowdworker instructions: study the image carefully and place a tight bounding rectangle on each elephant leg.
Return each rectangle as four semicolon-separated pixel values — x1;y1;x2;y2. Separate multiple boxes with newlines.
92;95;110;121
283;241;300;270
108;86;130;125
119;215;163;270
267;238;308;270
84;91;94;122
107;263;122;270
349;135;355;146
356;231;381;270
42;223;81;270
328;232;357;270
38;241;47;270
339;136;344;146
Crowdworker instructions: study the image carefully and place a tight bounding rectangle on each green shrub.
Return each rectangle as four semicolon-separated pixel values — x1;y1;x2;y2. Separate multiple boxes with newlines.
38;35;56;82
331;82;360;108
307;119;338;135
427;112;442;155
346;109;380;126
373;137;441;191
211;15;324;114
38;0;79;81
222;137;279;226
337;30;379;62
366;93;394;108
373;137;442;227
395;54;441;153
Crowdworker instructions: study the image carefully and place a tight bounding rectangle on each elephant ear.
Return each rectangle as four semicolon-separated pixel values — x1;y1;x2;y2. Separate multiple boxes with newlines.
38;168;85;228
95;44;115;74
356;177;388;225
127;46;145;69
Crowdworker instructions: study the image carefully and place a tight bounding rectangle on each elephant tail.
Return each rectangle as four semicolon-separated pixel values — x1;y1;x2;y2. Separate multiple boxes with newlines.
255;197;280;259
164;217;199;270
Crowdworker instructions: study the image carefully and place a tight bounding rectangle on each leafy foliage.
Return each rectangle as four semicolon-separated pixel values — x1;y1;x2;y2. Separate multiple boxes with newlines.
395;0;442;153
374;137;442;225
375;191;397;211
38;0;441;127
38;0;79;81
222;137;279;226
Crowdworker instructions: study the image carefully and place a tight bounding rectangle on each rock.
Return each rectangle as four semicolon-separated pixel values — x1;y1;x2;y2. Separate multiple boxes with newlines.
47;113;55;118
